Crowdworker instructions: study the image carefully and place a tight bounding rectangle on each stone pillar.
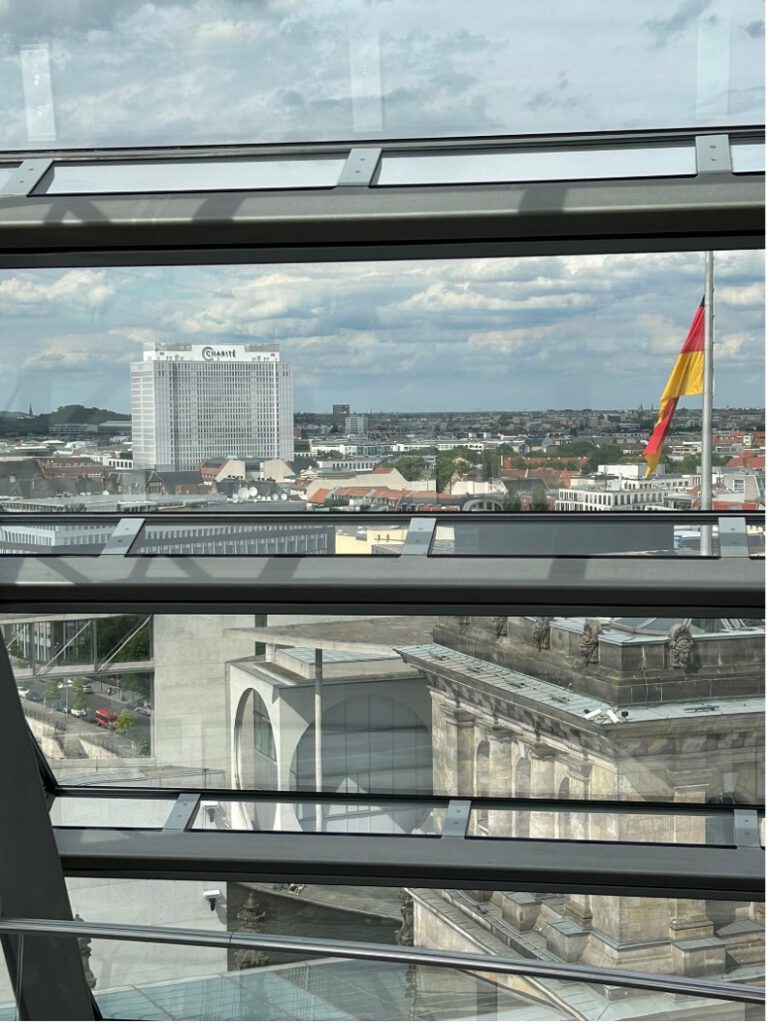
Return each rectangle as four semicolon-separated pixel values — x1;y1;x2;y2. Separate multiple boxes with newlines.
528;744;556;838
487;728;513;836
433;701;475;797
565;761;592;923
668;773;715;941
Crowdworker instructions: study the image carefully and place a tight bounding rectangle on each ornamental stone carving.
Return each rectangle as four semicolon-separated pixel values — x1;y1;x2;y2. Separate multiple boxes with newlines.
579;619;601;664
233;890;270;969
532;616;553;650
667;624;695;669
396;889;415;945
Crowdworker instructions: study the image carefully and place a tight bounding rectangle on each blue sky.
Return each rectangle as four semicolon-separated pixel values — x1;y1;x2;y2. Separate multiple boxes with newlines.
0;251;763;413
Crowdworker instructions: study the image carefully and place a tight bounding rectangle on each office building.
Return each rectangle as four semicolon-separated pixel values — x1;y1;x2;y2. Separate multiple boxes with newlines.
131;343;293;470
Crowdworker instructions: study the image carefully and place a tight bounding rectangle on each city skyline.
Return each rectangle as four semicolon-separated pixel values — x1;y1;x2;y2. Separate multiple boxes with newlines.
0;250;763;416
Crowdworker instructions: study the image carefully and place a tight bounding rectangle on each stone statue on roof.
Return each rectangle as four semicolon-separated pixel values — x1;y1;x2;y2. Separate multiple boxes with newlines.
667;624;695;669
579;619;601;664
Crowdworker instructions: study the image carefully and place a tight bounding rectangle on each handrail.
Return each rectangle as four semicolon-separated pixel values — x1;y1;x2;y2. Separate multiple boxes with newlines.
0;917;762;1005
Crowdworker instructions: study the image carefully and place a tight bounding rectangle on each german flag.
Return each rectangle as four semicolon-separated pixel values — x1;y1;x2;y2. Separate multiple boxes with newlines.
643;299;705;477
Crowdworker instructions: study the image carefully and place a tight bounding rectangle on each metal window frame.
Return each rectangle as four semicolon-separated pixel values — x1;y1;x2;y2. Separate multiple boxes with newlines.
0;127;762;267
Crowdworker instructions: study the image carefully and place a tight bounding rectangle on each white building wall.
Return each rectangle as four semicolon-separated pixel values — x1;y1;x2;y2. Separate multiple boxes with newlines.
131;344;294;470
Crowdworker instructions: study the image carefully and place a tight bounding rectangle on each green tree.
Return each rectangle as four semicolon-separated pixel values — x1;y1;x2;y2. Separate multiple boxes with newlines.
530;485;549;512
43;677;59;705
114;710;135;735
72;677;88;712
503;490;522;512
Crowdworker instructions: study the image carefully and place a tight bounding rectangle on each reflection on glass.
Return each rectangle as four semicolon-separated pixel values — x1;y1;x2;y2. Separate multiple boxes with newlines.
191;798;438;835
52;796;174;829
731;141;765;174
13;613;762;813
41;158;346;195
377;144;696;187
0;1;763;148
131;521;405;555
0;251;762;519
0;164;20;192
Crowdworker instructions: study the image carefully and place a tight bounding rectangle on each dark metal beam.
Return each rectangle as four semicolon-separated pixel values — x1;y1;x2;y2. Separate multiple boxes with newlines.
0;551;761;616
0;174;761;268
55;826;763;902
0;638;95;1019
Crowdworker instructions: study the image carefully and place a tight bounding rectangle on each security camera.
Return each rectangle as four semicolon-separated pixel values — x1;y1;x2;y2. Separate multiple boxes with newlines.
203;888;222;911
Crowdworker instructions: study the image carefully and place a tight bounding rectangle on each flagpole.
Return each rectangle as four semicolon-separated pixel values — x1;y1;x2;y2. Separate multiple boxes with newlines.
701;251;714;554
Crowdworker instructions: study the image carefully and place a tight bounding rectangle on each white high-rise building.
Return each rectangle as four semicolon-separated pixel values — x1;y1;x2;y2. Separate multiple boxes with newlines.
131;343;293;470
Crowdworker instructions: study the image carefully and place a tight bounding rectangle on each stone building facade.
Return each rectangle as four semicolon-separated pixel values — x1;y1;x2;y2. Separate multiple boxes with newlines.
397;617;765;1020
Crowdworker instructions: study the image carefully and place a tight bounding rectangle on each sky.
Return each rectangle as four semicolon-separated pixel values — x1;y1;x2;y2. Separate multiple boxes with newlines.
0;2;763;414
0;0;763;147
0;251;763;414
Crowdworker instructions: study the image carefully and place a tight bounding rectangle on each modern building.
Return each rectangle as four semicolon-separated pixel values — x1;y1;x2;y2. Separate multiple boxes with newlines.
344;413;368;436
131;343;293;470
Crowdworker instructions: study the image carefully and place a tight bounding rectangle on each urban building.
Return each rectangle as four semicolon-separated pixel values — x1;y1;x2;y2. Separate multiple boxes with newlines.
131;343;293;470
344;413;368;436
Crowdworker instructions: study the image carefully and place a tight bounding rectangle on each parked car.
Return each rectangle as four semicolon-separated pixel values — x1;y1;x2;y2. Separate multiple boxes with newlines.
17;687;29;699
82;683;94;694
26;691;43;703
69;707;88;718
134;705;152;717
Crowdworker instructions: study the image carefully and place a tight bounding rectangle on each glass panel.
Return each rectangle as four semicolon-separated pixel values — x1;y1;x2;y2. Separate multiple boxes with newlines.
0;164;20;192
52;795;174;828
190;798;440;835
468;807;734;844
732;141;765;174
11;613;763;805
51;885;768;1019
0;1;763;149
431;520;725;556
41;158;345;196
0;251;761;516
131;521;406;555
377;144;696;187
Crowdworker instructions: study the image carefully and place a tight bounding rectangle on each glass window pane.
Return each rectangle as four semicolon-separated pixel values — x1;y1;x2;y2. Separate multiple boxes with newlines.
52;796;175;828
40;158;345;196
0;1;763;149
0;164;20;192
0;251;762;518
376;144;696;187
11;613;763;805
732;141;766;174
54;884;766;1020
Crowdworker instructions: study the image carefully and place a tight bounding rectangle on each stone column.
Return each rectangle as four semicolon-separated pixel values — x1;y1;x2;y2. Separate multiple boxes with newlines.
564;761;592;923
668;773;715;941
433;701;475;797
488;728;514;836
528;744;556;838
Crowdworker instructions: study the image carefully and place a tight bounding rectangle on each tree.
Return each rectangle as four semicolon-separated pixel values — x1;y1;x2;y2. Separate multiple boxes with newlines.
503;490;522;512
72;677;88;712
114;710;135;735
530;485;549;512
43;677;59;705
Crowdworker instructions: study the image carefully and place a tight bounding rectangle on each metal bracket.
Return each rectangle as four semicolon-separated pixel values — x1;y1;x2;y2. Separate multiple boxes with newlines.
695;134;732;175
718;516;749;558
401;517;436;556
337;147;381;187
101;517;145;556
733;809;762;848
0;158;53;197
442;799;471;838
163;794;201;832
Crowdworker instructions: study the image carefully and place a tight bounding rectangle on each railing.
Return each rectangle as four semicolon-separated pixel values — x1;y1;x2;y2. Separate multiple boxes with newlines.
0;917;762;1006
